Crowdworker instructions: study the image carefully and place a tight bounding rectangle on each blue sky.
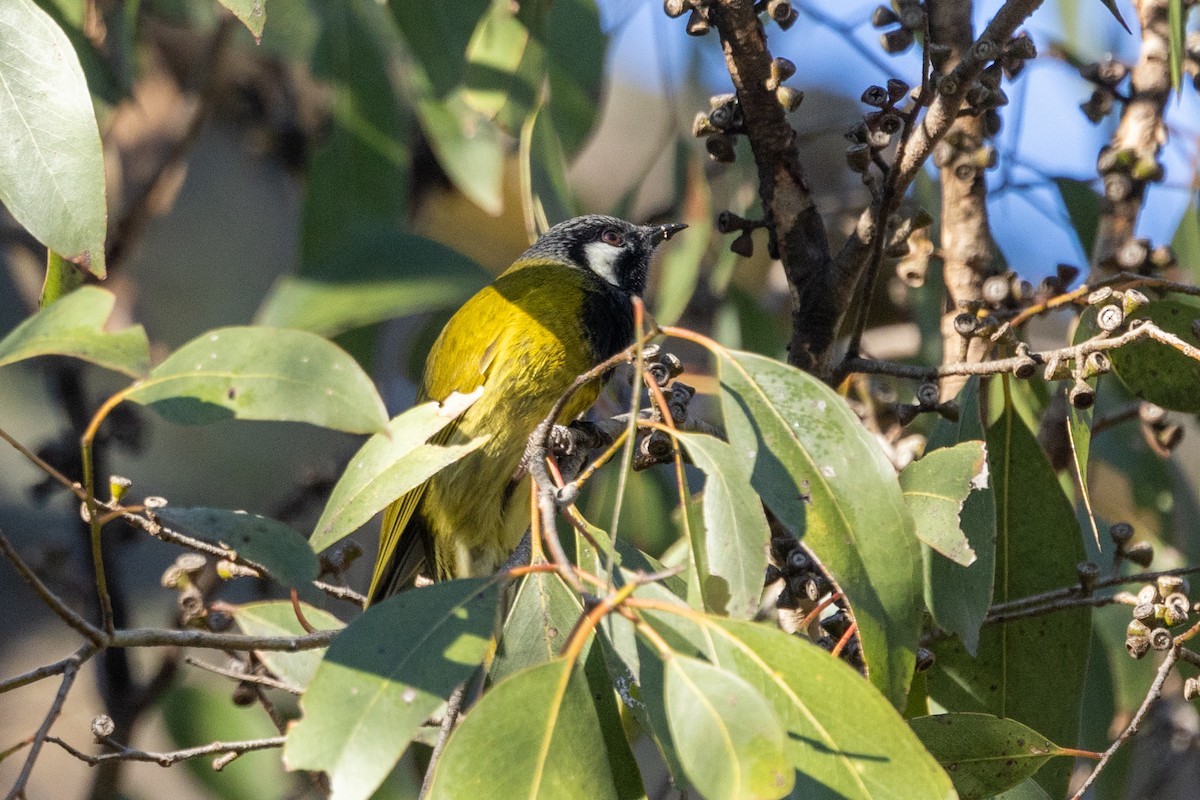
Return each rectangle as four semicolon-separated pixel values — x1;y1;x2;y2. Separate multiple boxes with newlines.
596;0;1199;279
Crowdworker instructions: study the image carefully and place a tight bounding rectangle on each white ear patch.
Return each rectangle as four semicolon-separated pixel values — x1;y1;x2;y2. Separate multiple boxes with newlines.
583;240;622;287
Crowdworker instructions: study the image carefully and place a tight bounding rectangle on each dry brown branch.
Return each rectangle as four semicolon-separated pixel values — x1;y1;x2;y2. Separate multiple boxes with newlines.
5;648;88;800
47;733;285;769
0;529;105;646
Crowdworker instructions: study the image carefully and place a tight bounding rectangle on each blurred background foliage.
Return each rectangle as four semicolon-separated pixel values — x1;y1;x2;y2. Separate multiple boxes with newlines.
0;0;1198;797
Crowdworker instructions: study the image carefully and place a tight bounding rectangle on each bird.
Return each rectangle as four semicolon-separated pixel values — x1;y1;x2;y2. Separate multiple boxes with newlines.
367;215;687;603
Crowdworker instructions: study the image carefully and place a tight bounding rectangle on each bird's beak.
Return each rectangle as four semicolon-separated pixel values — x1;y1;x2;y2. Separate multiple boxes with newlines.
647;222;688;246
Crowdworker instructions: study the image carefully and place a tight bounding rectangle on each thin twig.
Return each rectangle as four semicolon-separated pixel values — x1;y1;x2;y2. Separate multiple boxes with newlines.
988;563;1200;616
0;425;85;500
1069;647;1179;800
47;733;285;768
419;686;464;798
6;648;86;800
109;627;336;652
0;647;99;695
0;529;105;645
182;657;302;695
983;592;1131;625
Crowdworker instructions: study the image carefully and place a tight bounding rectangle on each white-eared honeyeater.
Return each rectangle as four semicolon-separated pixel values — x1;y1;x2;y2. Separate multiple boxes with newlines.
367;215;686;602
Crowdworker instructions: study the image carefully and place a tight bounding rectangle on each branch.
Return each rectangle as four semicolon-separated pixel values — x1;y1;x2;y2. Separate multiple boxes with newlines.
108;627;337;652
183;656;303;695
0;528;106;646
0;647;99;695
47;733;285;769
6;647;87;800
1069;647;1179;799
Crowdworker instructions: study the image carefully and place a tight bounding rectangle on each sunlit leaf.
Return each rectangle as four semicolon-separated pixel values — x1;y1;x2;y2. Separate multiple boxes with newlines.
285;578;499;800
0;0;107;277
308;396;487;553
123;326;388;433
231;600;345;688
665;653;792;800
40;249;86;307
386;0;489;97
219;0;267;40
717;347;922;707
928;387;1091;799
910;713;1076;800
154;507;318;590
901;440;987;566
1168;0;1184;93
0;286;149;377
674;430;770;619
426;657;623;800
256;229;488;336
415;87;505;216
925;378;996;655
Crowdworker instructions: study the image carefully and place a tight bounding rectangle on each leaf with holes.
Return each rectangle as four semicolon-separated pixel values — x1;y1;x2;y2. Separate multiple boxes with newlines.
123;327;388;433
0;287;148;377
285;578;499;800
900;440;987;566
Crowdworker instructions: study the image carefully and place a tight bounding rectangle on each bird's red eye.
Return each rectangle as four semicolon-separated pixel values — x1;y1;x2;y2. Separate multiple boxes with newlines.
600;229;624;247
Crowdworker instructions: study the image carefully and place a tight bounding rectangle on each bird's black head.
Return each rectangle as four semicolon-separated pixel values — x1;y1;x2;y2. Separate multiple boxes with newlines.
520;215;687;296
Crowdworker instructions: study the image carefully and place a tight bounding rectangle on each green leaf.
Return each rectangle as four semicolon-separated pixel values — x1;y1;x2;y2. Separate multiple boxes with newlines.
219;0;267;40
387;0;490;98
302;0;411;267
0;286;149;377
1106;300;1200;412
543;0;606;156
256;229;488;336
285;578;499;800
928;388;1091;799
308;396;487;553
426;657;623;800
925;378;997;655
717;348;922;707
1172;203;1200;286
699;617;957;800
461;0;540;121
161;685;292;800
653;149;712;327
664;653;793;800
910;713;1076;800
154;507;318;590
490;571;581;684
231;600;345;688
995;778;1053;800
901;441;987;566
0;0;107;277
1054;178;1101;259
1169;0;1184;93
123;326;388;433
1097;0;1131;34
415;87;505;216
674;431;770;619
1068;397;1100;545
40;249;86;307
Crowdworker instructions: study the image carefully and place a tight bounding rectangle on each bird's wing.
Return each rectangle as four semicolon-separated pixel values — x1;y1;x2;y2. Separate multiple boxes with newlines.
367;302;506;602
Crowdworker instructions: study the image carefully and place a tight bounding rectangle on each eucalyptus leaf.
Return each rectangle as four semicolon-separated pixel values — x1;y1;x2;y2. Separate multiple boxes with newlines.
308;396;487;553
231;600;345;688
387;0;490;97
490;570;581;684
0;0;107;277
154;507;318;590
924;378;996;655
219;0;267;40
1106;300;1200;412
256;229;488;337
900;440;987;566
910;713;1075;800
123;326;388;434
426;657;623;800
0;286;149;377
664;653;793;800
717;347;922;707
674;430;770;619
928;389;1091;799
284;578;499;800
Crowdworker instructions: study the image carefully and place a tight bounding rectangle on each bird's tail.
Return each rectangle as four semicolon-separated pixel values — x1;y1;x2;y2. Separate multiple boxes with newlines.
367;488;433;605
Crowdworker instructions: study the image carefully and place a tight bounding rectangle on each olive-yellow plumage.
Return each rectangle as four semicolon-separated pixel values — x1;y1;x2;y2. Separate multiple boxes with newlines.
368;216;685;602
